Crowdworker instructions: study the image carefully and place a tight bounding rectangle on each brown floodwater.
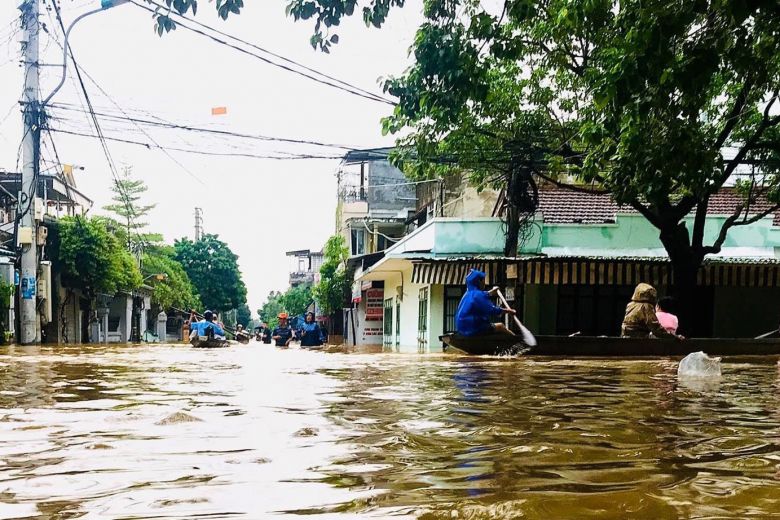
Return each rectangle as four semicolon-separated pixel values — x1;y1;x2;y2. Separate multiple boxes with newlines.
1;344;779;519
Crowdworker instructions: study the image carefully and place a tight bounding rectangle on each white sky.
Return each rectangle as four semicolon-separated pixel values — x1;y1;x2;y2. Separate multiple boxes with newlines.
0;0;421;315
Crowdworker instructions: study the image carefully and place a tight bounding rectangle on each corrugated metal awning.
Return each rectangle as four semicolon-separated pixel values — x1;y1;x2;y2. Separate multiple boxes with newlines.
411;257;780;288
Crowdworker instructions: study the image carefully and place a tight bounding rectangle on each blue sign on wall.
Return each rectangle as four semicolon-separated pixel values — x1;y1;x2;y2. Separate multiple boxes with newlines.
21;276;36;300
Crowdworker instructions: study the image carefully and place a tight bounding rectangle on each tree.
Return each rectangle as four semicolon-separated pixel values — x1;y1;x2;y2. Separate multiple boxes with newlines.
236;303;252;328
103;166;163;254
142;246;202;311
145;0;245;34
312;235;350;315
50;216;142;296
174;234;247;313
258;291;284;328
285;0;780;333
280;284;314;317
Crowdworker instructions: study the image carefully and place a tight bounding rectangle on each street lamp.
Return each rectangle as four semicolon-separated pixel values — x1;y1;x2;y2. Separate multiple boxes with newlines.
43;0;130;106
143;273;168;283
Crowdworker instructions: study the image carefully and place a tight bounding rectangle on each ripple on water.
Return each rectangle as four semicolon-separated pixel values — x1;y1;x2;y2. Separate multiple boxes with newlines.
0;345;780;518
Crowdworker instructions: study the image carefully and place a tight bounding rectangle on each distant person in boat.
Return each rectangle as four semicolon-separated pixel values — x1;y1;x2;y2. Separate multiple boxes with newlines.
622;283;682;339
655;296;679;335
299;312;323;348
272;313;294;347
189;309;226;340
455;269;516;337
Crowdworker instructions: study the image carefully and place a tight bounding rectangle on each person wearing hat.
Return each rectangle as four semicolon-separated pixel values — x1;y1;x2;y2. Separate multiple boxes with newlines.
189;309;226;340
272;313;294;347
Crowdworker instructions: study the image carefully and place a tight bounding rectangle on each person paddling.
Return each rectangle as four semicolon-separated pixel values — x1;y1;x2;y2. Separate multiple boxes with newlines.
272;313;294;347
455;269;516;337
189;309;226;341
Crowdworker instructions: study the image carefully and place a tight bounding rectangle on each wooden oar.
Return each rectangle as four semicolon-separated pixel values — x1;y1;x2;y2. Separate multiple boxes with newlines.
495;289;537;347
755;328;780;340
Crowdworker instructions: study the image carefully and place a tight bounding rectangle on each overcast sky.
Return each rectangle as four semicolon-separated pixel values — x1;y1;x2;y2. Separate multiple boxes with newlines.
0;0;421;315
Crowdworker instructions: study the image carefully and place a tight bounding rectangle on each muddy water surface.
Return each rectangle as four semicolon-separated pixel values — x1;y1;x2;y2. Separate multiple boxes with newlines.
1;344;779;519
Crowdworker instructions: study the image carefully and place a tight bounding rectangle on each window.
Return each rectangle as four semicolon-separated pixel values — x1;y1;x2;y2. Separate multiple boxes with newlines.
350;228;365;256
417;287;429;352
444;286;464;333
556;285;634;336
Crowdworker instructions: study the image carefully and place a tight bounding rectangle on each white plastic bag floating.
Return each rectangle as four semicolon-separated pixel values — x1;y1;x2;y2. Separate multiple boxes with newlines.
677;351;722;378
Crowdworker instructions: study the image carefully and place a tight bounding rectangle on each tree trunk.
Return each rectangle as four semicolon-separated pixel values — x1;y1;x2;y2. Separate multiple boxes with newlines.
659;223;709;337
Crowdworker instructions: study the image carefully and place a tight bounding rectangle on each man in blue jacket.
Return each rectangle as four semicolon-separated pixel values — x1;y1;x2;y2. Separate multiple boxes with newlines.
189;310;226;340
455;269;516;336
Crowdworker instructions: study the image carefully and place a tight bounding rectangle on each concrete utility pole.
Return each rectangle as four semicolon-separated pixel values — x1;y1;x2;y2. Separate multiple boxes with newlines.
19;0;40;344
194;207;203;240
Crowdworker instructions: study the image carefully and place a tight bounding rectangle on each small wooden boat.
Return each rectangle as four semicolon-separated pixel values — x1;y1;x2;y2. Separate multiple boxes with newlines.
235;331;251;344
190;335;230;348
440;333;529;356
441;333;780;357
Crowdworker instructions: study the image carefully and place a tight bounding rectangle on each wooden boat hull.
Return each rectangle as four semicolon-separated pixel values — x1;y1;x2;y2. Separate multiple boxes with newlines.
235;332;251;344
191;336;230;349
441;333;780;357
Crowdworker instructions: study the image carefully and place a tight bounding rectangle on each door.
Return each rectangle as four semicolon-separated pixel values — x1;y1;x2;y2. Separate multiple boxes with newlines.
383;298;393;349
395;299;401;349
417;287;429;352
443;286;464;334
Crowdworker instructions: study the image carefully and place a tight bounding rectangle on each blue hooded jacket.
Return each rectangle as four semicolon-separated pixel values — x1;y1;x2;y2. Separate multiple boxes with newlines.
455;270;503;336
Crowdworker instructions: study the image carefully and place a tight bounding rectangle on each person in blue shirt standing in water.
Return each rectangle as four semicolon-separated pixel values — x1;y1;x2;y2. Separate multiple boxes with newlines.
272;313;295;348
455;269;516;337
299;312;323;348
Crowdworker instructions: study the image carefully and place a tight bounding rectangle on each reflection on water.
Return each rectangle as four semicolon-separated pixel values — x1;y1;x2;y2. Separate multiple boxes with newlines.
0;345;779;519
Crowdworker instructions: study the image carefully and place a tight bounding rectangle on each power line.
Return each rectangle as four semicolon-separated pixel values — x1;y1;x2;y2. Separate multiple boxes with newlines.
129;0;395;106
49;103;361;150
141;0;393;104
50;0;143;241
49;127;348;160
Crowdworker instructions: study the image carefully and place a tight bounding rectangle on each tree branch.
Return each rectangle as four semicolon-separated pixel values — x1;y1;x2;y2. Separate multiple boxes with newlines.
530;166;609;194
702;202;780;255
713;80;754;151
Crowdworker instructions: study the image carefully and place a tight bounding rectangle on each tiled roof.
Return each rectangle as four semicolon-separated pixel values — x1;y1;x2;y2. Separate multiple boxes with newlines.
537;186;780;226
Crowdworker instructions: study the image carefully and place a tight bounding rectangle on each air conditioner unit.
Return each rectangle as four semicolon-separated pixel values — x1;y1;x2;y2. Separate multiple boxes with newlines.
36;225;48;246
38;261;52;324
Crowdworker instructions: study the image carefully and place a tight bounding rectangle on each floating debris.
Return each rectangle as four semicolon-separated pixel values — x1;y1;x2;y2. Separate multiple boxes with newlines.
155;411;203;425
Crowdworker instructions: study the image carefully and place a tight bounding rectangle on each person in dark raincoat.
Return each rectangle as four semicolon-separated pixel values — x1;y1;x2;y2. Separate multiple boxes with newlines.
299;312;323;348
621;283;682;339
455;269;516;337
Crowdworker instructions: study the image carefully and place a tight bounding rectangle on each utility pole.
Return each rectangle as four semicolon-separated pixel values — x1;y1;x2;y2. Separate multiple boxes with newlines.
19;0;40;344
194;207;203;241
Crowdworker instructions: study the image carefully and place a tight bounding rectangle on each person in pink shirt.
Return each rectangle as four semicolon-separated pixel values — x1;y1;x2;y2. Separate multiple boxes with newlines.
656;296;679;334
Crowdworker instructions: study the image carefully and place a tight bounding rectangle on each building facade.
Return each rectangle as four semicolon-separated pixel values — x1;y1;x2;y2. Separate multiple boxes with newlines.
348;183;780;352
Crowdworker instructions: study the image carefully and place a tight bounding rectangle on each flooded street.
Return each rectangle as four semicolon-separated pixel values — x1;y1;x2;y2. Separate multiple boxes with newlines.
1;345;780;519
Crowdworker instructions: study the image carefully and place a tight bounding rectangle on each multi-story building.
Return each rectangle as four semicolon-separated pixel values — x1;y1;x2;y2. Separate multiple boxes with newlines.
286;249;324;287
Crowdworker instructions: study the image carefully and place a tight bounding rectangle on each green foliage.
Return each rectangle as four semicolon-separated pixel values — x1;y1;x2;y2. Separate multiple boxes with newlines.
236;303;252;327
51;216;142;296
151;0;245;35
281;284;314;317
0;280;13;311
258;291;284;328
312;235;349;315
174;234;247;313
288;0;780;272
142;246;202;311
258;284;314;328
103;166;162;254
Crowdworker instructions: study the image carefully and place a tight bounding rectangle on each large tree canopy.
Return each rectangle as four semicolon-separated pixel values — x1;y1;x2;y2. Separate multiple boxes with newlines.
174;234;247;313
286;0;780;331
50;216;143;296
312;235;349;315
142;246;202;311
